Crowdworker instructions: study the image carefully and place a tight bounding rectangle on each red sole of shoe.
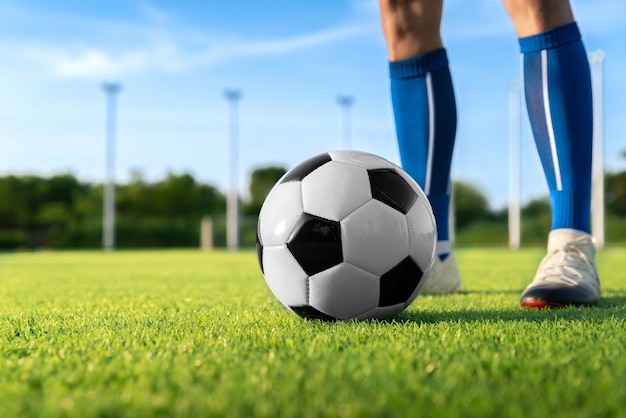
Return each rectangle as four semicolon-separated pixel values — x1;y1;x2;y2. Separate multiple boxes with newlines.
520;300;567;309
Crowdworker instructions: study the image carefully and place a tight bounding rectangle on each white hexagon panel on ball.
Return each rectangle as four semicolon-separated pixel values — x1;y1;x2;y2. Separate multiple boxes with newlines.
405;197;437;272
309;262;379;320
261;245;309;307
258;181;304;247
301;161;372;222
341;199;410;277
328;150;397;171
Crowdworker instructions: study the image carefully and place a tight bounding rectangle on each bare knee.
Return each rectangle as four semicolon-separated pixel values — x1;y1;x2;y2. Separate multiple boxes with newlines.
502;0;574;37
379;0;444;60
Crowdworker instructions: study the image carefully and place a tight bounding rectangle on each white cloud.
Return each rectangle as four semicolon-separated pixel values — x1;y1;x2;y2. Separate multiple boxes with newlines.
0;14;373;80
17;43;185;79
192;24;373;67
349;0;379;14
137;1;175;24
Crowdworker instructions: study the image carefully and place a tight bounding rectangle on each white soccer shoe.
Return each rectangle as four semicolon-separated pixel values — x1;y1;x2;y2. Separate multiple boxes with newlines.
421;253;462;295
520;229;600;308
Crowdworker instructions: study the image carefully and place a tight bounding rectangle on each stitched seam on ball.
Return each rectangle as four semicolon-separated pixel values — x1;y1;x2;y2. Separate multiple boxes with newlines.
306;276;311;305
338;161;367;170
343;260;378;278
404;215;411;257
339;199;370;223
283;240;310;306
299;182;305;217
290;212;306;242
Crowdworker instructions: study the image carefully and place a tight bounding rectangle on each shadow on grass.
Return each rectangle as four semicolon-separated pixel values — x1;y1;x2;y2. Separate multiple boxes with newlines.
293;293;626;325
388;293;626;325
454;289;522;296
599;294;626;308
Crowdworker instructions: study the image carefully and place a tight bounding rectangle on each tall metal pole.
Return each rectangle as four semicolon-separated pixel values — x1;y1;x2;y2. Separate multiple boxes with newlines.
224;89;242;251
336;95;354;149
448;185;455;244
102;82;122;251
590;50;605;248
508;79;521;250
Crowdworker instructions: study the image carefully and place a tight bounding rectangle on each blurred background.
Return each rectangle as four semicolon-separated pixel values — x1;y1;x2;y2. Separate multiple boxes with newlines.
0;0;624;250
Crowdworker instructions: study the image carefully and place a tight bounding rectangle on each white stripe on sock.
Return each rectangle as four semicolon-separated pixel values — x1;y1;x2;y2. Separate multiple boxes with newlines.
425;72;434;195
541;49;563;191
436;240;451;256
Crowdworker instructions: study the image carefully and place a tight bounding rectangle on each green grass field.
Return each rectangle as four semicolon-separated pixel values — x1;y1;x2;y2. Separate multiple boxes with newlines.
1;247;625;418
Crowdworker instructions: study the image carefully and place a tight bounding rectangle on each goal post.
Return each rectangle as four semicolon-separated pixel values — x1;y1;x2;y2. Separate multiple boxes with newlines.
590;50;605;248
508;79;521;250
200;216;213;251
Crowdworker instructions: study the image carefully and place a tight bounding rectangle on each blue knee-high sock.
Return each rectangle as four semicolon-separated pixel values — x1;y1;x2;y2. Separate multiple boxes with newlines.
389;48;457;257
520;22;593;233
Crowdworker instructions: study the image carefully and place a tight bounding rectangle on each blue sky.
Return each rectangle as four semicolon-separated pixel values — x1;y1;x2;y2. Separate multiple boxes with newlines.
0;0;624;208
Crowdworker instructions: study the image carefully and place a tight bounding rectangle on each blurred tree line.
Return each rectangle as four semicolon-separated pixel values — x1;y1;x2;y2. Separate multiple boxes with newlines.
0;172;223;249
450;169;626;245
1;165;625;250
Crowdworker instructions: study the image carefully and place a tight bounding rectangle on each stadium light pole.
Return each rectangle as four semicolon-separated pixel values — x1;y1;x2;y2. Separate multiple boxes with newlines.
508;79;521;250
224;89;242;251
449;186;455;244
590;50;605;248
102;82;122;251
336;95;354;149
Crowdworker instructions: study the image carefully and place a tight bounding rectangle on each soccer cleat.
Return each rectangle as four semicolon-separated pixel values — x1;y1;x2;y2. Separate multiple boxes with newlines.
421;253;462;295
520;229;600;308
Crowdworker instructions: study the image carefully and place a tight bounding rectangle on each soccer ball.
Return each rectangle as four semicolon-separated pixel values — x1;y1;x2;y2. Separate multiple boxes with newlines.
256;150;436;321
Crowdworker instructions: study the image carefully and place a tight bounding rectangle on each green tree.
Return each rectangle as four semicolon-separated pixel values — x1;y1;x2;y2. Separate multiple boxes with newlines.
453;181;491;229
521;197;551;219
243;166;287;215
0;174;86;225
606;171;626;218
0;175;38;225
38;174;87;222
117;172;226;220
520;196;551;243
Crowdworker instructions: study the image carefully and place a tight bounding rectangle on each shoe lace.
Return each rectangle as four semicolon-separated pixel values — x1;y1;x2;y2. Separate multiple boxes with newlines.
537;242;596;286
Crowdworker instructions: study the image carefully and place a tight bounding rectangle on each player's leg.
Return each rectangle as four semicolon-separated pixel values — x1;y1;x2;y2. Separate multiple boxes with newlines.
379;0;461;294
503;0;599;307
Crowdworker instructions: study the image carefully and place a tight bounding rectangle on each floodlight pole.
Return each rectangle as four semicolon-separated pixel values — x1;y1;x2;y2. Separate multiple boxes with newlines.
589;50;605;248
102;82;122;251
224;89;242;251
508;79;521;250
336;95;354;150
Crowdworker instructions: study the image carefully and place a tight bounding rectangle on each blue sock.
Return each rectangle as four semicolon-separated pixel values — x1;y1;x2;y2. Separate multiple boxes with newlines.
389;48;457;258
520;22;593;233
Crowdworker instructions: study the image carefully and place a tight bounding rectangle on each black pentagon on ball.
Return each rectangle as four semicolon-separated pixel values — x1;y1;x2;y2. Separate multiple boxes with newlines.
368;169;418;215
287;213;342;276
379;257;424;307
290;305;337;322
280;153;332;183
